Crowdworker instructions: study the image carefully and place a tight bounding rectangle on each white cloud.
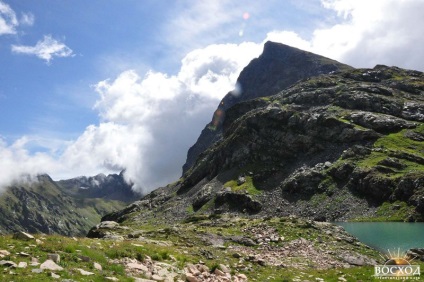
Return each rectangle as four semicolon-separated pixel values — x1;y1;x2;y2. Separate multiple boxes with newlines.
0;0;18;35
0;42;262;193
20;12;34;26
0;136;63;190
266;0;424;71
163;1;268;53
11;35;74;64
83;42;262;191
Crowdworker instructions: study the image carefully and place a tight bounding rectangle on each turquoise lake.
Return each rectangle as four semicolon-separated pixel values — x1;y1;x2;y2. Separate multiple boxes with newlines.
336;222;424;253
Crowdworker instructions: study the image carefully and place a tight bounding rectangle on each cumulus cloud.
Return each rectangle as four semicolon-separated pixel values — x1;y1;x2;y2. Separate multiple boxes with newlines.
266;0;424;71
0;136;63;189
75;42;261;191
0;0;18;35
11;35;74;64
0;41;261;193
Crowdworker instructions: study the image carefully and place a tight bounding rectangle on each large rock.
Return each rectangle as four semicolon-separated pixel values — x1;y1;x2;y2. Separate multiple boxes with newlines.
40;259;63;271
86;221;120;238
13;231;35;241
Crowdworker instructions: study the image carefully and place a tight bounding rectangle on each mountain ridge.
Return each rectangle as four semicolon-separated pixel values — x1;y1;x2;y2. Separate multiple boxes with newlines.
182;41;353;174
0;172;140;236
98;44;424;226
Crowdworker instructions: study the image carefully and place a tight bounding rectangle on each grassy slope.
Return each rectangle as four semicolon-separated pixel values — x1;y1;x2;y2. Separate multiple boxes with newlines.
1;215;413;281
0;176;127;236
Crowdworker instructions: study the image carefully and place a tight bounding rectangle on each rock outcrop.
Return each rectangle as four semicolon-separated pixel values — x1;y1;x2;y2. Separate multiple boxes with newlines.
182;41;353;174
101;44;424;225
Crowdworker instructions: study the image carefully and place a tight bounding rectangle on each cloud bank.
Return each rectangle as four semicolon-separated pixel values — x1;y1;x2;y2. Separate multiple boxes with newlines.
0;1;34;35
11;35;74;64
0;0;18;35
1;0;424;194
266;0;424;71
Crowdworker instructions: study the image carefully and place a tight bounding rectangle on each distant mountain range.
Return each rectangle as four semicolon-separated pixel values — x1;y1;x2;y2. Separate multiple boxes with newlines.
0;172;140;236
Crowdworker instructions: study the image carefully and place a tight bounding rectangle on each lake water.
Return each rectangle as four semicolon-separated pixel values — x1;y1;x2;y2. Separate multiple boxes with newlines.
336;222;424;253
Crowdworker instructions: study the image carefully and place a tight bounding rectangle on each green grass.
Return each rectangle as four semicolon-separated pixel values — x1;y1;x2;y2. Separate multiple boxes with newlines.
224;176;262;196
354;201;415;222
0;214;391;282
354;125;424;177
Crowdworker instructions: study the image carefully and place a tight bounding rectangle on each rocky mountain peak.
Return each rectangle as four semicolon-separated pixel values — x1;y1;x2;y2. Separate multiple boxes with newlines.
182;41;353;174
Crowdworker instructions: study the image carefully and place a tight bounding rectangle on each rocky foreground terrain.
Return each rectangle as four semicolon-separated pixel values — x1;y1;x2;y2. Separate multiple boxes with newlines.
0;216;390;281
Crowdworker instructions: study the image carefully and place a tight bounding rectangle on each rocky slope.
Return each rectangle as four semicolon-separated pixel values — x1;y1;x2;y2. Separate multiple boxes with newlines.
182;41;353;174
0;173;139;236
71;43;424;280
0;216;393;282
100;44;424;228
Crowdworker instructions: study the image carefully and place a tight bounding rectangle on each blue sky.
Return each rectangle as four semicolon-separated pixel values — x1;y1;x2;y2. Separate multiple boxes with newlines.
1;0;423;193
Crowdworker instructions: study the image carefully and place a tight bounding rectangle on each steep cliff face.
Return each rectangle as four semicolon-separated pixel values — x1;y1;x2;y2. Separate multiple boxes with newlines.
0;173;138;236
103;63;424;225
182;41;353;174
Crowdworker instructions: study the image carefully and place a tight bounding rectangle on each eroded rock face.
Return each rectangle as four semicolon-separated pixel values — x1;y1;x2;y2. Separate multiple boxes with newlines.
97;47;424;227
182;41;353;174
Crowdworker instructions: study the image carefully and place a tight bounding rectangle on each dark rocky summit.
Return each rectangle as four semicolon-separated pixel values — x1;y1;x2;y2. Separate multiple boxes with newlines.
182;41;353;174
101;42;424;227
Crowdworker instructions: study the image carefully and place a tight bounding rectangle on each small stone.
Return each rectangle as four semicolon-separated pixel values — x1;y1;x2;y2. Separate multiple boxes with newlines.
214;268;225;276
219;264;230;273
257;259;267;266
0;260;17;267
77;268;95;275
151;274;164;281
18;262;27;268
12;231;35;241
126;262;148;272
0;250;11;256
186;273;200;282
197;264;210;273
72;237;78;241
35;239;43;245
51;272;60;279
78;255;90;262
133;278;156;282
187;263;200;276
32;268;43;273
18;252;30;257
237;176;246;185
47;253;60;263
98;221;119;229
40;259;63;271
105;277;119;281
94;262;102;271
238;274;248;279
